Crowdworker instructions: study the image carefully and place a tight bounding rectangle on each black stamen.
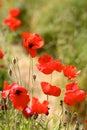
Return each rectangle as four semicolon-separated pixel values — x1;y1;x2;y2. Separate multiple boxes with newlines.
28;43;34;48
15;90;22;95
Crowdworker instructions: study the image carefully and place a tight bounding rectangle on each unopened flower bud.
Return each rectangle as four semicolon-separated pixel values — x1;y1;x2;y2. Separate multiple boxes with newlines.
65;110;68;115
8;68;12;76
12;57;17;64
60;100;63;106
33;74;36;81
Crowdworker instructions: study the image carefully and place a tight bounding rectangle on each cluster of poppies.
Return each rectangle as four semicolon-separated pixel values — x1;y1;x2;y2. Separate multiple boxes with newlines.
22;32;87;107
1;81;49;118
3;8;21;30
36;55;86;106
64;82;86;106
1;31;87;120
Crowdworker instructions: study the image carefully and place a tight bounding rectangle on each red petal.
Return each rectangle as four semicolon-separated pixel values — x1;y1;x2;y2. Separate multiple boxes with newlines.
41;82;61;96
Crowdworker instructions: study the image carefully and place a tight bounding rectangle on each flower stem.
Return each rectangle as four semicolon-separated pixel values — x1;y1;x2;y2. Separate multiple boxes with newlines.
16;60;22;85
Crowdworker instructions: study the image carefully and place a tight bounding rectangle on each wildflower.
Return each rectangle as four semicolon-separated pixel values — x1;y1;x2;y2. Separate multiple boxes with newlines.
23;97;49;118
38;54;53;64
30;97;49;115
75;89;86;102
64;91;77;106
40;82;61;97
53;59;63;72
63;65;80;80
36;54;53;74
9;8;20;17
66;82;78;91
10;84;30;110
64;82;86;106
3;16;21;30
36;54;63;74
1;81;14;99
22;32;44;58
0;49;4;59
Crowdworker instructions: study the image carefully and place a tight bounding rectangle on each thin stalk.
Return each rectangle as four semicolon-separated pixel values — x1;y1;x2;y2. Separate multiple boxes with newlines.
12;64;18;83
47;95;49;101
16;61;22;85
28;56;31;91
31;57;34;97
28;56;35;99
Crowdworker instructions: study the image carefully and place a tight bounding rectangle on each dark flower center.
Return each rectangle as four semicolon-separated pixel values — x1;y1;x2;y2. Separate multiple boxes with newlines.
28;43;34;49
15;90;22;95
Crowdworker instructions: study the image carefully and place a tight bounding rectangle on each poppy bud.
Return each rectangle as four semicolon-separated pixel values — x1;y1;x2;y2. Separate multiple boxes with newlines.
33;74;36;81
60;100;63;106
12;57;18;64
8;68;12;76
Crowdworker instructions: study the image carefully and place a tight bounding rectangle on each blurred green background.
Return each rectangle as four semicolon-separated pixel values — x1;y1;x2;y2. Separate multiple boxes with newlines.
0;0;87;91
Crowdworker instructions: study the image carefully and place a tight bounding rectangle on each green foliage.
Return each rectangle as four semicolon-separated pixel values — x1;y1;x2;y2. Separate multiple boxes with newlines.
0;106;49;130
31;0;87;67
28;0;87;89
0;67;9;90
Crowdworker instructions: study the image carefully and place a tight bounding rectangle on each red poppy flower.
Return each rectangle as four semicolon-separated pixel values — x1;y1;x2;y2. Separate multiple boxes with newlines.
22;97;49;118
75;90;86;102
52;59;63;72
64;91;76;106
38;54;53;64
63;65;81;80
1;81;14;99
64;82;86;106
10;84;30;110
66;82;78;91
37;63;54;74
30;97;49;115
40;82;61;97
9;8;20;17
22;32;44;58
3;16;21;30
0;49;4;59
36;54;63;74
